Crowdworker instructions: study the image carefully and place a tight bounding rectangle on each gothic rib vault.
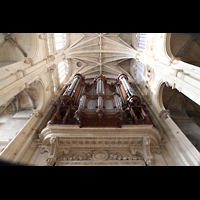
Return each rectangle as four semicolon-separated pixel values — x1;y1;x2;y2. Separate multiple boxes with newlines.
64;33;136;81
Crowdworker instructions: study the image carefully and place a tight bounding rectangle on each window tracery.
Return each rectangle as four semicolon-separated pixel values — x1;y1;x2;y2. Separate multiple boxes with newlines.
135;33;147;51
133;60;144;83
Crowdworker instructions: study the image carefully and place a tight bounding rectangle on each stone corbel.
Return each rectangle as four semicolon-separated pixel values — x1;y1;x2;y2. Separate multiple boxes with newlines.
32;110;43;118
23;57;34;66
40;145;50;154
46;136;57;166
47;64;56;72
38;33;47;40
45;55;56;63
159;110;170;119
165;81;172;88
170;57;181;65
142;137;154;166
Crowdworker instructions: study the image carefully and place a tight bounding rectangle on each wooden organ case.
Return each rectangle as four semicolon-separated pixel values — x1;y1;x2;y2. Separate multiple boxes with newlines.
49;73;152;128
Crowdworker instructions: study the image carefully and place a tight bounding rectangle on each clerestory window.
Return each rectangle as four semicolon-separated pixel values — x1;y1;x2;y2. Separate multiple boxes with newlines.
54;33;66;51
58;60;69;84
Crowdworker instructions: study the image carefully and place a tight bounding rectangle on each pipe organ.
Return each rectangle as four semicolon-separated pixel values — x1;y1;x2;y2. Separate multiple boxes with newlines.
49;73;152;127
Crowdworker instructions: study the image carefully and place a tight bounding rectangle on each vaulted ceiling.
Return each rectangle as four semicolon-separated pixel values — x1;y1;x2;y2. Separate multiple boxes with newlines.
0;33;30;67
65;33;136;82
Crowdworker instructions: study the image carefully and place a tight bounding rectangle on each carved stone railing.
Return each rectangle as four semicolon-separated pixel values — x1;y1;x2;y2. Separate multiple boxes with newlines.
39;124;162;166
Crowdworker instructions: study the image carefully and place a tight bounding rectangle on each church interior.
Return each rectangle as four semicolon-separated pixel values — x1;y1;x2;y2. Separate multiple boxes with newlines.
0;33;200;166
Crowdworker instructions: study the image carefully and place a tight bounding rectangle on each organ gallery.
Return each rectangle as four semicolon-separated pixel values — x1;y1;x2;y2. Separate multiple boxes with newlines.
49;73;151;127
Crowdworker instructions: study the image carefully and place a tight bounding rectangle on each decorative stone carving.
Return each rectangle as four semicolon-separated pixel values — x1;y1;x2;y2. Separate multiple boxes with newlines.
45;55;55;63
40;146;49;154
165;81;172;88
159;110;170;119
23;57;34;66
40;124;162;166
93;150;108;161
55;149;145;165
38;33;47;40
32;110;43;118
46;157;56;166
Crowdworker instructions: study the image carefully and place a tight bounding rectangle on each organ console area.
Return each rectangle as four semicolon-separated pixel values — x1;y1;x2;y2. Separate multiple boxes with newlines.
49;73;152;128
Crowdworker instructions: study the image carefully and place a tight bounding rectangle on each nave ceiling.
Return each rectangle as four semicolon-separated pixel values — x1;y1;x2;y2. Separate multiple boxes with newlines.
65;33;135;82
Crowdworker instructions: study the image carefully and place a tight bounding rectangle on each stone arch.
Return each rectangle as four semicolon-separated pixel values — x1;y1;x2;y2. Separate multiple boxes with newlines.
155;80;168;113
168;33;200;67
28;33;39;62
165;33;174;60
162;84;200;151
31;79;46;114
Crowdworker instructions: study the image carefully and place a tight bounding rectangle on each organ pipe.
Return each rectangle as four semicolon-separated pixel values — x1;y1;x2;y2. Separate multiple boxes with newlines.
114;94;122;110
63;76;80;97
116;86;125;104
120;77;130;98
97;79;104;94
78;94;87;110
98;96;103;109
70;78;80;97
76;86;85;104
120;76;136;98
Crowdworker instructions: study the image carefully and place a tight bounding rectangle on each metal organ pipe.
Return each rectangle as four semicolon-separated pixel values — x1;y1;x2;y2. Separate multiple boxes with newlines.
123;78;136;96
116;86;125;104
63;76;80;97
78;94;87;110
98;96;103;109
70;78;80;97
97;79;104;94
114;94;122;110
63;84;70;96
120;77;130;98
120;76;136;97
99;80;101;94
76;86;85;104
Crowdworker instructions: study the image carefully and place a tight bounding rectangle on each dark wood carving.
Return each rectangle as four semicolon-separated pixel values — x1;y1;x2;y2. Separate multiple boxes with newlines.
48;73;152;127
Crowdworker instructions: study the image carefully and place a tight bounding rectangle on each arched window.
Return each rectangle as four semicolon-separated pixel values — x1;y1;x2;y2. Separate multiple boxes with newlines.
54;33;66;51
47;33;67;55
58;60;69;85
133;60;144;83
135;33;147;51
47;33;55;55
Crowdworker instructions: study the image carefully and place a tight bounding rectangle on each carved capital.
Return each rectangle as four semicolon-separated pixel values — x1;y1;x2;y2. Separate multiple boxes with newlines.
32;110;43;118
46;157;56;166
45;55;55;63
23;57;34;66
142;136;154;166
50;137;56;145
40;146;49;154
165;81;172;88
144;156;154;166
159;110;170;119
38;33;47;40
